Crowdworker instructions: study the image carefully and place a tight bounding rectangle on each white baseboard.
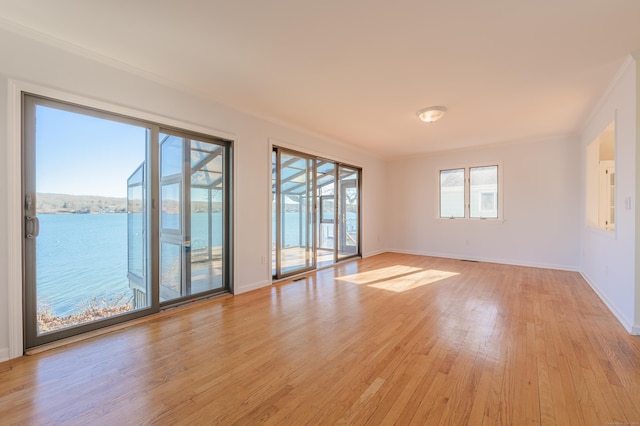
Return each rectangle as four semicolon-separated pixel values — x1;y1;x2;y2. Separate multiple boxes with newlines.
0;347;9;363
632;325;640;335
234;279;270;295
362;249;388;258
580;271;634;333
388;249;579;272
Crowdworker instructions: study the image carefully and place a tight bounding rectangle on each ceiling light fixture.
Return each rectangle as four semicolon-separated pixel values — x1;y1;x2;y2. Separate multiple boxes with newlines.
417;106;447;123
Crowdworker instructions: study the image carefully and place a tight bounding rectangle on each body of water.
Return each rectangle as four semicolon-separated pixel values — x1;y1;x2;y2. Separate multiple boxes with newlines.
37;214;131;316
36;212;222;316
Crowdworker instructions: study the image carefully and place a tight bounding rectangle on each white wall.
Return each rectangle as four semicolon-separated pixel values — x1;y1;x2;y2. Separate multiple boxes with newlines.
580;56;638;333
0;26;388;360
387;136;581;270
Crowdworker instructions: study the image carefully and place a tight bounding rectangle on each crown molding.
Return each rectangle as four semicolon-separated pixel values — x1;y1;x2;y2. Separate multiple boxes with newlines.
580;54;637;133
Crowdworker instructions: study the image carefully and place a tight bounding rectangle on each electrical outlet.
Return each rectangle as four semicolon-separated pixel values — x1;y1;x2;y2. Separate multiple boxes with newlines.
261;256;266;264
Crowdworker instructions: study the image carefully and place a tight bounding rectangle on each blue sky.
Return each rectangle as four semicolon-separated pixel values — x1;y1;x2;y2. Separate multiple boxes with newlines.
36;105;147;198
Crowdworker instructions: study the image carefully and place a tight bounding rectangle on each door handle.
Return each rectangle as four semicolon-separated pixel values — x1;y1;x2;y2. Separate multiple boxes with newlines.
25;216;39;239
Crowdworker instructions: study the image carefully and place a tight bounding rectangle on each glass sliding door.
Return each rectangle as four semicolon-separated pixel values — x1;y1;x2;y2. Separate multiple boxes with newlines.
338;165;360;259
23;95;152;348
272;147;361;279
159;131;227;304
274;150;315;278
23;93;232;349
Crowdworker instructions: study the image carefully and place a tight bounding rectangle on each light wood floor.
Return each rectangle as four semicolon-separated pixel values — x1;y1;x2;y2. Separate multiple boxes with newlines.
2;253;640;425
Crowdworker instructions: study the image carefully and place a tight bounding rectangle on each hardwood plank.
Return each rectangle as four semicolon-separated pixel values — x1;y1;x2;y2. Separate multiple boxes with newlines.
1;253;640;425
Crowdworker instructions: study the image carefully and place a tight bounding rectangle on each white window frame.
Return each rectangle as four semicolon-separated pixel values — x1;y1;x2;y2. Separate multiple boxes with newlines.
436;161;503;222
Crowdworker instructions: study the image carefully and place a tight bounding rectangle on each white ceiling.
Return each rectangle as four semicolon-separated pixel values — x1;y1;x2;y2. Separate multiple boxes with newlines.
1;0;640;158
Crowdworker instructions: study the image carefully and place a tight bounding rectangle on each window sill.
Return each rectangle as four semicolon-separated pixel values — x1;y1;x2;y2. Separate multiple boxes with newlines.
437;218;505;224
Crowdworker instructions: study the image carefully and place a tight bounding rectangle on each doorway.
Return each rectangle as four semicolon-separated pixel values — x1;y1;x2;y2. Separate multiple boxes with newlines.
272;147;361;279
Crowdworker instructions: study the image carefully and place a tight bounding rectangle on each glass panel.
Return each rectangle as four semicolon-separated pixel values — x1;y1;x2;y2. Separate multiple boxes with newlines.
127;163;146;308
279;152;314;275
470;166;498;218
440;169;465;218
190;139;224;294
159;132;226;302
338;166;359;258
317;160;336;268
161;183;181;231
31;103;149;336
160;242;182;301
161;135;183;177
321;197;335;222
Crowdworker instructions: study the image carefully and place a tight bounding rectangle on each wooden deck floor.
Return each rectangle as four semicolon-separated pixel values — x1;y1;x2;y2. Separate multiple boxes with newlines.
1;253;640;425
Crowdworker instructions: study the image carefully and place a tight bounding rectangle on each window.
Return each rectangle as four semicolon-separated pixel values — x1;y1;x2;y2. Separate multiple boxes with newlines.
439;169;465;218
439;164;500;219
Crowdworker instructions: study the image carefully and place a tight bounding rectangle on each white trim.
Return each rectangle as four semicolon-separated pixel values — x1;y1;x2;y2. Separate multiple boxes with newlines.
0;17;195;101
268;137;364;170
0;347;9;363
234;280;270;295
17;81;235;141
580;271;634;333
580;55;636;133
267;138;274;284
388;249;579;272
231;133;238;298
7;80;23;359
632;325;640;335
362;249;387;258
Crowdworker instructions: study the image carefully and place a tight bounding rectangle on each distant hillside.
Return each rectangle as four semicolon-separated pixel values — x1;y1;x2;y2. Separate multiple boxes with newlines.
37;193;127;214
36;193;221;214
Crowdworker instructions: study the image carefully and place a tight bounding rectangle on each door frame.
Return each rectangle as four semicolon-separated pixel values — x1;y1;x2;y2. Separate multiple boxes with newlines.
21;94;161;348
338;176;359;258
273;147;317;279
271;145;361;280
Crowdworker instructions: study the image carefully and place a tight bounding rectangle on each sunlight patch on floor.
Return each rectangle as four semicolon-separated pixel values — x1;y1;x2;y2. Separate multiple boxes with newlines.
336;265;459;292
